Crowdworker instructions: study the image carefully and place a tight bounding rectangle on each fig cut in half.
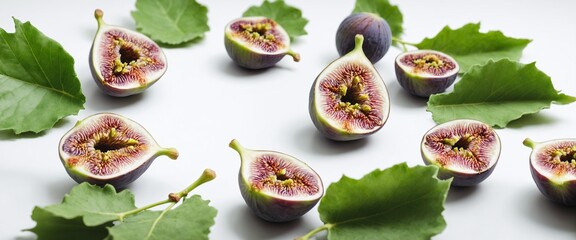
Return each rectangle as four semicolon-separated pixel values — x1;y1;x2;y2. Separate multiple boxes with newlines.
229;139;323;222
309;34;390;141
224;16;300;69
59;113;178;189
395;49;459;97
421;119;500;186
524;138;576;206
90;9;167;97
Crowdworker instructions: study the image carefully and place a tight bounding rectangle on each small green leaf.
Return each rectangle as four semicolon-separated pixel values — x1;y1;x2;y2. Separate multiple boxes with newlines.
26;207;111;240
0;18;85;134
353;0;404;38
108;195;217;240
414;23;531;73
132;0;210;45
427;59;576;127
243;0;308;40
43;183;137;226
318;163;451;240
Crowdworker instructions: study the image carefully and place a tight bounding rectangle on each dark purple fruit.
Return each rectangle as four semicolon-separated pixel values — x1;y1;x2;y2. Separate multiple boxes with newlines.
90;9;167;97
59;113;178;189
523;138;576;206
310;34;390;141
336;12;392;64
395;49;459;97
229;139;323;222
224;16;300;69
421;119;500;186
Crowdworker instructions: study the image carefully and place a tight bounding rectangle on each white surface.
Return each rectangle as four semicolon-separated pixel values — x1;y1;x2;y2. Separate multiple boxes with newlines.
1;0;575;239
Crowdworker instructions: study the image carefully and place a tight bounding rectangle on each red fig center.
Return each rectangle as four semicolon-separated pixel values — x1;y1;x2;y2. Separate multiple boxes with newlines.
402;53;457;76
337;75;372;114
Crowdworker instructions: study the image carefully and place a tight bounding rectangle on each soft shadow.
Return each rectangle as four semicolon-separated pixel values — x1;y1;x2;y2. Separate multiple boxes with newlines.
445;185;480;203
523;190;576;234
0;118;71;140
387;80;428;109
45;178;78;203
505;113;557;129
292;125;370;156
158;37;204;49
228;204;307;240
85;86;145;111
220;59;272;78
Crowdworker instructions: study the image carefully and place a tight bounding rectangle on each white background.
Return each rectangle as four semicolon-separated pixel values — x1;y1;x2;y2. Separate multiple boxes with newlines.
1;0;576;239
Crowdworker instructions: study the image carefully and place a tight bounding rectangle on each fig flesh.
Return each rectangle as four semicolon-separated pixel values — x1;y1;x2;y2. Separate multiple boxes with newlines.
421;119;500;186
336;12;392;64
523;138;576;206
90;9;167;97
395;49;459;97
59;113;178;189
224;16;300;69
229;139;323;222
309;34;390;141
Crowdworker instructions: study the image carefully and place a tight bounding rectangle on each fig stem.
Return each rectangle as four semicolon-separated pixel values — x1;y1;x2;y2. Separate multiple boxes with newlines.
157;147;180;160
287;50;301;62
295;223;332;240
116;169;216;221
94;9;105;29
353;34;364;52
523;138;535;149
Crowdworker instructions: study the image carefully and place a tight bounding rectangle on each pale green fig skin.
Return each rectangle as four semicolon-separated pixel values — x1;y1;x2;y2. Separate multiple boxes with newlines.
421;119;500;187
229;139;323;222
309;34;390;141
524;138;576;206
59;113;178;189
224;16;300;70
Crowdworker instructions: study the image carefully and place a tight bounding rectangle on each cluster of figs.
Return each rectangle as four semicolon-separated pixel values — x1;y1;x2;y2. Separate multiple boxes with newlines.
57;9;576;231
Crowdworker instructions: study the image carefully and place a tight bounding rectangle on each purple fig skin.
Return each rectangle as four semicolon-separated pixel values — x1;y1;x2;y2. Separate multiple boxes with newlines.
395;50;459;98
238;173;320;222
336;12;392;64
434;164;497;187
524;138;576;206
65;159;154;189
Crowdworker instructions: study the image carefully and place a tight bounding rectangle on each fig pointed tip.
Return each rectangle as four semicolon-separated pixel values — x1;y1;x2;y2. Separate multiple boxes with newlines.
523;138;535;148
159;148;179;160
94;9;105;26
354;34;364;49
229;139;241;150
287;50;301;62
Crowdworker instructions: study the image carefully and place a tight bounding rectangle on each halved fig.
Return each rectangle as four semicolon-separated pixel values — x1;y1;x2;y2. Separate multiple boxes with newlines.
59;113;178;189
229;139;323;222
336;12;392;64
309;34;390;141
90;9;167;97
421;119;500;186
224;16;300;69
523;138;576;206
395;49;459;97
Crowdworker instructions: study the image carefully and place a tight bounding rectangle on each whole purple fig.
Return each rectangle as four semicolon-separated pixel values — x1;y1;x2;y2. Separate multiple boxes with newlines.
336;12;392;64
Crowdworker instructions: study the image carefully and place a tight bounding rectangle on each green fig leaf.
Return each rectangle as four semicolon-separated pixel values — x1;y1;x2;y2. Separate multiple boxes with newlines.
108;195;217;240
414;23;532;73
427;59;576;128
26;207;111;240
41;183;137;226
353;0;404;38
242;0;308;40
132;0;210;45
0;18;85;134
317;163;451;240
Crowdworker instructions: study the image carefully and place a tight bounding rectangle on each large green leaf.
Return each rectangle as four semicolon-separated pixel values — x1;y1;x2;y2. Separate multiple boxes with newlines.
318;163;451;240
26;207;111;240
42;183;137;226
427;59;576;127
414;23;531;73
132;0;209;45
243;0;308;40
108;195;217;240
353;0;403;38
0;18;85;134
